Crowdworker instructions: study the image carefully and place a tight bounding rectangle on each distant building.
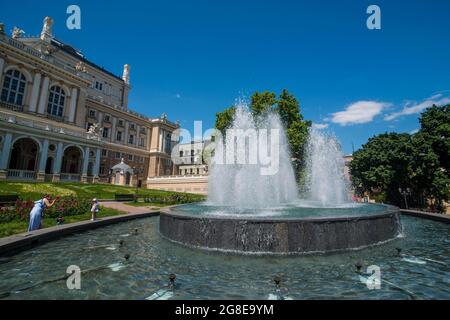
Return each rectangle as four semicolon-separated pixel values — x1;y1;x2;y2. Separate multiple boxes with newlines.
0;17;178;187
146;139;211;194
176;139;212;176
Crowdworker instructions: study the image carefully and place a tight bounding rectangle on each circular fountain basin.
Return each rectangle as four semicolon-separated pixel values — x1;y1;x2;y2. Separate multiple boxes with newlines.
159;202;402;254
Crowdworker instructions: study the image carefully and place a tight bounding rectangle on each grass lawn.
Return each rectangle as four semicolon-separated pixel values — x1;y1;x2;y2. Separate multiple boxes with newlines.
0;182;205;238
0;181;205;202
0;206;125;238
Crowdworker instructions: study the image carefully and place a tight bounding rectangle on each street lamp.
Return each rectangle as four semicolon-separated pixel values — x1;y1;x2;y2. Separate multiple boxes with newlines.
398;187;411;209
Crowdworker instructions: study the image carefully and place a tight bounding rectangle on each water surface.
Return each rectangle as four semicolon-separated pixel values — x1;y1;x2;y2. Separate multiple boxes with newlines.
0;215;448;299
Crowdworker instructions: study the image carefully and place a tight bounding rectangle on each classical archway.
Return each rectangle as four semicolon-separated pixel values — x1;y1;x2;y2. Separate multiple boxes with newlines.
8;138;39;171
61;146;82;174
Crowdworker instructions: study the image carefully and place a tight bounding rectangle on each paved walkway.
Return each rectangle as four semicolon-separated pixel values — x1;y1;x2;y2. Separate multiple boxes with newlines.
400;209;450;224
101;201;160;214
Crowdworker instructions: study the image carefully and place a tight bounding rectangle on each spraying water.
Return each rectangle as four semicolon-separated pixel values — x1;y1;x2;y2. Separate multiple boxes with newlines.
303;128;349;205
208;104;298;208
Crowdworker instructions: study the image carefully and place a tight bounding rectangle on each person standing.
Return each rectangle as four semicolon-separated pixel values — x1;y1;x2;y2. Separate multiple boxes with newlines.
91;198;100;221
28;195;56;232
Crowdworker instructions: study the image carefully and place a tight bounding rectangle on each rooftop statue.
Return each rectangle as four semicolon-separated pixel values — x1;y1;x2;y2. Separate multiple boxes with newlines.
40;16;53;41
122;64;130;84
12;27;25;39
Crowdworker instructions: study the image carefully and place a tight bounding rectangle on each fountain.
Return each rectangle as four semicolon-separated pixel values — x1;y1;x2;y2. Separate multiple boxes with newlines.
160;104;401;254
303;128;348;206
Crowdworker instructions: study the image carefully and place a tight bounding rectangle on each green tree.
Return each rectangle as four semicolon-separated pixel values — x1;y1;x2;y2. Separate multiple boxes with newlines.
350;133;413;206
409;132;449;211
250;91;277;117
278;89;301;127
215;106;236;136
214;90;311;182
350;105;450;211
277;89;311;161
418;104;450;175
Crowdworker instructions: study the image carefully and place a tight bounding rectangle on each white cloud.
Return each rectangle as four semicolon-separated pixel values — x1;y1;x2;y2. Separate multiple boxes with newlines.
330;101;390;126
312;123;329;129
410;128;419;134
427;93;443;100
384;96;450;121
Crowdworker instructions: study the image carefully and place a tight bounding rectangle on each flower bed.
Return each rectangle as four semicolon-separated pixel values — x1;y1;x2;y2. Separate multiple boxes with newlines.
0;197;91;223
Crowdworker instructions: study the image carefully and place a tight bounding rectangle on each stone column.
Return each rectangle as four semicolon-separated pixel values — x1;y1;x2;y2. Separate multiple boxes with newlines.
28;73;42;113
124;121;129;145
52;142;64;182
37;76;50;114
81;146;90;182
111;117;117;142
146;127;152;151
37;139;49;181
136;125;140;147
0;132;13;179
68;87;78;122
0;57;5;80
159;129;163;152
98;112;104;138
93;148;101;183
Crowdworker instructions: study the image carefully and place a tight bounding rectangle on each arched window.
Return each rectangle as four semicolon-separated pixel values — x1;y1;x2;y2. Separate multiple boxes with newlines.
1;69;27;105
47;86;66;117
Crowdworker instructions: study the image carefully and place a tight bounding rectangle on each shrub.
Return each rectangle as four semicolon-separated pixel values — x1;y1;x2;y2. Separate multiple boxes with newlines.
0;197;91;223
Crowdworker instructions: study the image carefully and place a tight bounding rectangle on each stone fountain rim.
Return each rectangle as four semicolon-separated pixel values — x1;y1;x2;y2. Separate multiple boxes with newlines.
160;203;400;223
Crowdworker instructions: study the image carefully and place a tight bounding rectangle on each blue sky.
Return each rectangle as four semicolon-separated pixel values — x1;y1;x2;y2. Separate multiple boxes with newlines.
2;0;450;153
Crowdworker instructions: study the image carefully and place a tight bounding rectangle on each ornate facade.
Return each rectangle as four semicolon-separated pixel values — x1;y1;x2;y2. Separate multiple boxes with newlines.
0;17;178;187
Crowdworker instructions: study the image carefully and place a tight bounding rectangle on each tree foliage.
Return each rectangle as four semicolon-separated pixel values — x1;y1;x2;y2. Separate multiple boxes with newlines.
215;106;236;136
250;91;277;117
350;105;450;212
214;90;311;180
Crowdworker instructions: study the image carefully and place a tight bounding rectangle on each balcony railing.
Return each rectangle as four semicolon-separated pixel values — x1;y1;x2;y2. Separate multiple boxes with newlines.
46;113;69;123
60;173;81;181
0;112;102;142
7;169;36;180
0;101;24;112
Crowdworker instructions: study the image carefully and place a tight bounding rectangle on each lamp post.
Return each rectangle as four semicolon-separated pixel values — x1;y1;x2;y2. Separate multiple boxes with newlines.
398;187;411;209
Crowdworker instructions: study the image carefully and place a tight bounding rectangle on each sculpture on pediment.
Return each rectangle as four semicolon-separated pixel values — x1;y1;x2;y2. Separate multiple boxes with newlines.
0;23;5;35
87;123;102;139
75;61;87;73
12;27;25;39
42;44;57;55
